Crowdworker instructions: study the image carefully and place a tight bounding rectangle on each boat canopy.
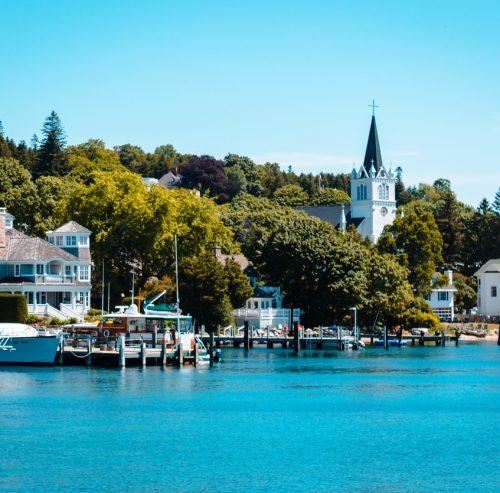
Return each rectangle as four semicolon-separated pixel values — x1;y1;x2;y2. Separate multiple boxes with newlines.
145;303;177;312
0;323;38;337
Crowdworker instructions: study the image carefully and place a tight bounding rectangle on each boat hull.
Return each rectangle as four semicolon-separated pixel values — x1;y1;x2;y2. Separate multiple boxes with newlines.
0;336;62;365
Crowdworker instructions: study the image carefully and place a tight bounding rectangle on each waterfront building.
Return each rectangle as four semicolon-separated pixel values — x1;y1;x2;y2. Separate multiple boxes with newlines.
297;112;397;243
474;259;500;317
0;208;92;321
422;270;457;320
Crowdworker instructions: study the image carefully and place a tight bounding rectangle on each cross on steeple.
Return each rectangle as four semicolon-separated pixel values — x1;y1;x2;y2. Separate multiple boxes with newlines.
369;99;379;116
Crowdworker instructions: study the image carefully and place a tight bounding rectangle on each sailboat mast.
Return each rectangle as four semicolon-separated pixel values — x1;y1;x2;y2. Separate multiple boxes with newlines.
175;234;180;333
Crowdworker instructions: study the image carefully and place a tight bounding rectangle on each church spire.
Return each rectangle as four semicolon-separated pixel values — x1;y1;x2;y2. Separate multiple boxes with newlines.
362;115;383;175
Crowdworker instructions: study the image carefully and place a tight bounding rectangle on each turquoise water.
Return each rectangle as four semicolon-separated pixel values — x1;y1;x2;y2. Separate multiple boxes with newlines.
1;343;499;493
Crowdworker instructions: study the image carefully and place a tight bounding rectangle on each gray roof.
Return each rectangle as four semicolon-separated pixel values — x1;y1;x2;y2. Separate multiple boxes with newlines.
52;221;91;234
0;228;79;262
296;205;364;229
158;171;182;187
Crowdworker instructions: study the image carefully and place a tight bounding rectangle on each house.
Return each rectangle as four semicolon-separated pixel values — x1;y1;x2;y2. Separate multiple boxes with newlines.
158;170;182;188
297;112;397;243
0;208;92;321
213;246;301;330
474;259;500;317
422;270;457;320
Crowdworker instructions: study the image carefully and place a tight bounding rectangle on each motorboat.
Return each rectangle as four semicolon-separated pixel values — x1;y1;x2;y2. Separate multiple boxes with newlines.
0;323;62;365
374;338;408;347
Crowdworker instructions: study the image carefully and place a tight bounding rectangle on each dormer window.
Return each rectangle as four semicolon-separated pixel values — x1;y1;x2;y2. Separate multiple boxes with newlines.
56;236;63;246
79;236;88;246
66;236;77;246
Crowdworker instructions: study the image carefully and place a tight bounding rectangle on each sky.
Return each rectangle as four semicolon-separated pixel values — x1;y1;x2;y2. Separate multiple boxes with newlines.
1;0;499;207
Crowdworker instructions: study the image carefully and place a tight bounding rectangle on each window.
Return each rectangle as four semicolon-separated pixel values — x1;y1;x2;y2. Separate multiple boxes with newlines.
27;292;34;304
48;237;54;244
492;286;497;298
423;293;431;301
438;291;449;301
357;184;367;200
36;264;44;275
65;265;72;276
79;236;88;246
66;236;77;246
79;265;90;281
56;236;63;246
14;264;20;277
378;183;389;200
36;292;47;304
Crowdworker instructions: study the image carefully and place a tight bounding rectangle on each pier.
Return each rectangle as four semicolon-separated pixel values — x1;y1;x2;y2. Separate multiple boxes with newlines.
59;335;207;368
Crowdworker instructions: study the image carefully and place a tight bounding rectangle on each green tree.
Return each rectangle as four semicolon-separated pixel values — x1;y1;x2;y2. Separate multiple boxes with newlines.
377;210;443;294
223;257;253;308
272;184;308;207
224;154;262;196
34;111;68;178
311;187;350;205
453;273;477;312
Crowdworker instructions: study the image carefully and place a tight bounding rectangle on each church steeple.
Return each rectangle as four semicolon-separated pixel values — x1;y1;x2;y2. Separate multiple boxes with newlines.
362;115;383;175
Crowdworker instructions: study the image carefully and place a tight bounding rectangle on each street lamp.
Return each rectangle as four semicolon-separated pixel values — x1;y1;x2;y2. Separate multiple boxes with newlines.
349;307;358;341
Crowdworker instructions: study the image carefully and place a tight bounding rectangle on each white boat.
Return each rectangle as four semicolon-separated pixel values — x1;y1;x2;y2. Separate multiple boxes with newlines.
0;323;62;365
98;304;211;364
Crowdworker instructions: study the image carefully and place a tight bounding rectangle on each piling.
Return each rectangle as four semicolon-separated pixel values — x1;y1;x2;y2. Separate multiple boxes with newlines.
161;341;167;366
194;342;199;366
119;335;125;368
244;321;250;350
441;330;446;347
209;332;215;366
59;336;64;365
86;336;93;366
152;328;157;348
497;329;500;347
293;321;300;352
140;342;146;366
177;343;184;366
384;326;388;350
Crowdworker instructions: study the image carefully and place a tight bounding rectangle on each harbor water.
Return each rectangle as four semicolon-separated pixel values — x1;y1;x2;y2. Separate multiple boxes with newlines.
1;343;499;492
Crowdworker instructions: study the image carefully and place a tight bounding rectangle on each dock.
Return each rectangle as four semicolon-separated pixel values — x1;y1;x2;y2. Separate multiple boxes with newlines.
59;335;208;368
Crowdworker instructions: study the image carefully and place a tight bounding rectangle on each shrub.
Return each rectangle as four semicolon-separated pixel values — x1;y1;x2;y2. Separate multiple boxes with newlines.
0;294;28;323
47;316;64;326
25;314;42;324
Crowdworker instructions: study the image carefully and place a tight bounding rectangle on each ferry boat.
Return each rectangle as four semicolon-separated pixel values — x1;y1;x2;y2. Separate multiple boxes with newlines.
98;303;211;364
0;323;62;365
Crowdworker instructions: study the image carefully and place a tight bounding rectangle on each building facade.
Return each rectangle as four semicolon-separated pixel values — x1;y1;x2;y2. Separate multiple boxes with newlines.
475;259;500;317
423;270;456;320
0;208;92;321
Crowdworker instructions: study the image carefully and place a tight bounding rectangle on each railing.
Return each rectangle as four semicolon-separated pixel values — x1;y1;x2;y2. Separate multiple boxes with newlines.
59;304;84;322
233;308;301;318
33;275;80;284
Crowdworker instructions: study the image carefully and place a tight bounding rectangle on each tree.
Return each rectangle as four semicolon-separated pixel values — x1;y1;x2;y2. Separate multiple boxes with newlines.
179;254;232;331
223;258;253;308
377;210;443;294
311;187;350;205
34;111;68;178
224;154;262;196
453;273;477;312
179;155;237;203
272;184;308;207
493;188;500;214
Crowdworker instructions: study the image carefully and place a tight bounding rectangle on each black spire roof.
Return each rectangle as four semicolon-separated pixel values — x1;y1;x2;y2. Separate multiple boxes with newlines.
362;115;383;174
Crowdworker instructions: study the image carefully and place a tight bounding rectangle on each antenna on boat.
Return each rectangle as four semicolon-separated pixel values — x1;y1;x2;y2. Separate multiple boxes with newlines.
174;234;180;333
101;261;105;314
131;270;135;305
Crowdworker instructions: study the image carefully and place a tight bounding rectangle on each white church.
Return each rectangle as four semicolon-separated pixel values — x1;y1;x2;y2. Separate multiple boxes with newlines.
297;114;397;243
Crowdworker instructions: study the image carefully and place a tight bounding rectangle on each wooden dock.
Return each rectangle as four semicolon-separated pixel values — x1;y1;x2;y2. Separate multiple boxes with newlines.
59;335;208;368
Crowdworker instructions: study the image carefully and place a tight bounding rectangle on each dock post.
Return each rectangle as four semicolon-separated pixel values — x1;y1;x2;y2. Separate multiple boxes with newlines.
244;320;250;350
177;343;183;366
293;321;300;353
209;332;215;366
86;336;93;366
194;342;199;367
59;336;64;366
497;328;500;346
140;341;146;367
119;335;125;368
249;325;254;349
384;326;388;350
152;328;157;349
441;330;446;347
161;341;167;366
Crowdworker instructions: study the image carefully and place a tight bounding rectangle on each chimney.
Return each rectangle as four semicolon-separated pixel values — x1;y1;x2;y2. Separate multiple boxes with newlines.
213;246;222;257
0;207;6;248
447;269;453;286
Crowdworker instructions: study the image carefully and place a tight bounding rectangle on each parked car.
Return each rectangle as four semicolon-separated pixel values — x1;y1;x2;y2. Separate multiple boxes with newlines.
411;327;429;336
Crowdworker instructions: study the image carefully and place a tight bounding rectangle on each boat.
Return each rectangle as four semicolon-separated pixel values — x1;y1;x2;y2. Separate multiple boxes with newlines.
0;323;62;365
98;303;211;364
373;338;408;347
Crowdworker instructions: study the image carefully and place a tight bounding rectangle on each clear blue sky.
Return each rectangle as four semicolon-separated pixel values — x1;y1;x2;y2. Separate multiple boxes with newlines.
1;0;499;206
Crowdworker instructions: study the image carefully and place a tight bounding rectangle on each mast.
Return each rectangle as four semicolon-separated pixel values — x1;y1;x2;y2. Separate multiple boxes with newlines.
175;234;180;333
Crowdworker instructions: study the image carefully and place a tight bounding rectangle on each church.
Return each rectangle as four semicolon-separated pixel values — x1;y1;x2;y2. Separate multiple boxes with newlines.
297;113;397;243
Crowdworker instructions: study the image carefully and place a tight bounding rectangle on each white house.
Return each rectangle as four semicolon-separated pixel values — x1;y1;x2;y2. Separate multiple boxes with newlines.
297;113;397;243
474;259;500;317
422;270;457;320
0;208;92;321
